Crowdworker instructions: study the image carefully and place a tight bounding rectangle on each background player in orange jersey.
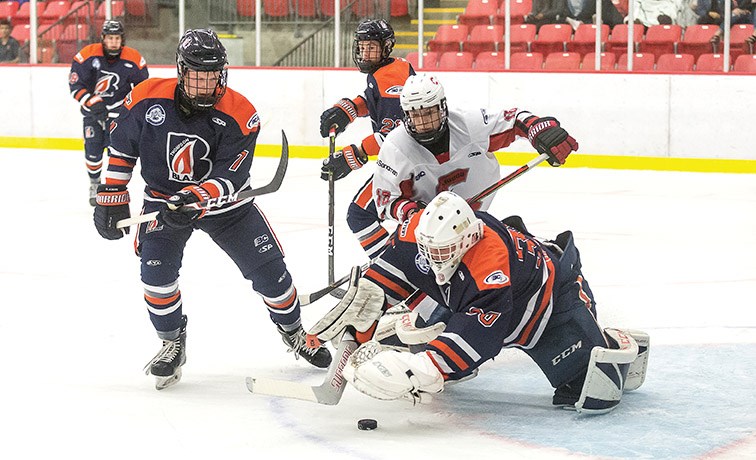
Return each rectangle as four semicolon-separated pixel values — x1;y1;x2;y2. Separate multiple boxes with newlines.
311;192;650;414
68;20;149;205
92;29;331;390
318;19;415;259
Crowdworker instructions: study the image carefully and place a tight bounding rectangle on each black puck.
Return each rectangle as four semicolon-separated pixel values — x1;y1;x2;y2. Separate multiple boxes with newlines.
357;418;378;431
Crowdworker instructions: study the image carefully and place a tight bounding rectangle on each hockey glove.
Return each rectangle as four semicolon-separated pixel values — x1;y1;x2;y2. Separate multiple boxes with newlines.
93;184;130;240
319;98;359;137
85;95;108;122
525;116;578;167
320;144;368;181
158;185;211;229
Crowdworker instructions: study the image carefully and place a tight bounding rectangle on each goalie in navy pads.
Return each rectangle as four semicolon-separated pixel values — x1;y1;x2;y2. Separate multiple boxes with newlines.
373;73;578;223
92;29;331;390
318;19;415;259
68;20;149;205
310;192;649;414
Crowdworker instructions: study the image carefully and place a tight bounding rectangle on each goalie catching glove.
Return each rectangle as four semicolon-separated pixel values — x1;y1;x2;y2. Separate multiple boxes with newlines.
308;266;385;344
343;341;444;404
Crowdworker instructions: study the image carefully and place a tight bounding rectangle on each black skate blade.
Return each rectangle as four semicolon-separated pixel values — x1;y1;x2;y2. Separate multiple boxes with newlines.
329;288;347;300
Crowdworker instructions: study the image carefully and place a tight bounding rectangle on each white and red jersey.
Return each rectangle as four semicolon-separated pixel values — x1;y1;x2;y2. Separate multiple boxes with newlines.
372;106;534;222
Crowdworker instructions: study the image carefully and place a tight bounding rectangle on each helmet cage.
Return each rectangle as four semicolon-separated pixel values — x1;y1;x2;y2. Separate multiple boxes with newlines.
403;99;448;145
352;19;395;73
101;20;124;59
176;29;228;111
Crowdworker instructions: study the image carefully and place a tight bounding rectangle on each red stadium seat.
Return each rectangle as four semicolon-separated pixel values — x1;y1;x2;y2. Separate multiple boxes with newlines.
352;0;378;17
695;53;729;72
459;0;497;27
494;0;532;26
581;52;616;71
464;24;503;55
96;0;125;18
639;24;682;60
509;51;542;70
390;0;409;17
676;25;718;60
405;51;439;69
543;52;581;70
264;0;289;17
617;52;655;71
530;23;572;55
295;0;317;17
60;22;90;41
655;53;694;72
733;54;756;72
126;0;147;16
507;23;536;53
237;0;256;17
427;24;468;53
0;1;20;20
568;24;610;57
37;39;55;63
15;1;46;24
727;24;755;60
474;51;505;70
438;51;475;70
57;40;79;62
41;1;70;25
605;23;644;56
11;23;31;44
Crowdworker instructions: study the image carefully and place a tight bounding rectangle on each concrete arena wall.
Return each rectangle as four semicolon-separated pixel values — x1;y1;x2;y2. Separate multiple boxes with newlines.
0;65;754;161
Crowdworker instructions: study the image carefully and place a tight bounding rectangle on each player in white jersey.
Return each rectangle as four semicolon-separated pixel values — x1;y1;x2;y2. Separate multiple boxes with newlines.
373;74;579;223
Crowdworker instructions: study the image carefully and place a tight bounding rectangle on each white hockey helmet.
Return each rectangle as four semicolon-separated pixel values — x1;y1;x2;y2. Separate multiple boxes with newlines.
415;191;484;285
400;74;448;145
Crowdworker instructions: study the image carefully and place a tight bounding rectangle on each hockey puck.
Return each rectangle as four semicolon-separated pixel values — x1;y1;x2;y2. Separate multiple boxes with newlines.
357;418;378;431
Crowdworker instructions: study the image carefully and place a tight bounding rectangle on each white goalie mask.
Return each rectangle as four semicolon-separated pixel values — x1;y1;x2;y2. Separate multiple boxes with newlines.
415;191;484;285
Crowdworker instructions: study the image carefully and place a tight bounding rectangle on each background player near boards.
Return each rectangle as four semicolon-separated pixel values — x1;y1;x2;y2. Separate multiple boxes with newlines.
92;28;331;390
318;18;415;261
68;20;149;205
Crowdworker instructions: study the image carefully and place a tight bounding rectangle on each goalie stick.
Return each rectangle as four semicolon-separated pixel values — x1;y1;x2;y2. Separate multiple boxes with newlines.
297;262;369;306
115;130;290;228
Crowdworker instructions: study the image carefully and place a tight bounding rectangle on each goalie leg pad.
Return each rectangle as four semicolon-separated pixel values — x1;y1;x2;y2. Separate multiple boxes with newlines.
623;329;650;391
575;328;638;414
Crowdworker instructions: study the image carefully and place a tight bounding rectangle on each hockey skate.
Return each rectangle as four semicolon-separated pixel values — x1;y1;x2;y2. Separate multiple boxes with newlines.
277;324;332;369
88;178;100;206
144;315;187;390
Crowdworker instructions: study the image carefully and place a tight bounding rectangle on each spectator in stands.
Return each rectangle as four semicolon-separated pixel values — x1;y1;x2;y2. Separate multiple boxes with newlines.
0;19;20;64
631;0;700;27
697;0;754;43
565;0;626;28
525;0;570;31
68;20;149;205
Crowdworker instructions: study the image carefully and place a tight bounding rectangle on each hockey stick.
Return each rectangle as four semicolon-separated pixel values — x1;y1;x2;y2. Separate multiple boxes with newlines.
115;130;290;228
246;331;358;405
297;262;370;306
326;127;347;300
467;153;550;205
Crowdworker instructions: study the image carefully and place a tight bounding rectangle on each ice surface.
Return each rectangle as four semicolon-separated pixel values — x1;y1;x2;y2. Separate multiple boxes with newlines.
0;148;754;459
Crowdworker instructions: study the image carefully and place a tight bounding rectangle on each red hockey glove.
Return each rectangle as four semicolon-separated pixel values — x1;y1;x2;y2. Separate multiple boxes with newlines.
320;144;368;181
526;116;578;167
159;185;211;229
93;184;130;240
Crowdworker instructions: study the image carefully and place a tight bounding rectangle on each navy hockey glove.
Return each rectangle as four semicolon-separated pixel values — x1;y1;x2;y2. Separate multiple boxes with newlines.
320;144;368;181
158;185;211;229
319;98;359;137
525;116;578;167
85;95;108;122
93;184;130;240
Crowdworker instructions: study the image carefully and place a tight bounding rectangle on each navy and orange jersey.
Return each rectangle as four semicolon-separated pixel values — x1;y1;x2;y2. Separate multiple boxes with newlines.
69;43;149;113
106;78;261;216
364;211;556;380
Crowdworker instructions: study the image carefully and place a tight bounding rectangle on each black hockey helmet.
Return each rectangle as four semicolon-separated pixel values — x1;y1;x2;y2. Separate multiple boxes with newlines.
352;19;395;73
101;20;124;59
176;28;228;111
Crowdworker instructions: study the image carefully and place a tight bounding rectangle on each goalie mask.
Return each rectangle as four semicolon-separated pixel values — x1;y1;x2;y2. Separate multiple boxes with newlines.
176;29;228;112
101;20;124;59
353;19;395;74
401;74;449;146
415;191;484;285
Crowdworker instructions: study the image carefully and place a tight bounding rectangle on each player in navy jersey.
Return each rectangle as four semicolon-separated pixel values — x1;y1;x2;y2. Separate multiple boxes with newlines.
69;20;149;205
311;192;650;414
318;19;415;259
92;29;331;390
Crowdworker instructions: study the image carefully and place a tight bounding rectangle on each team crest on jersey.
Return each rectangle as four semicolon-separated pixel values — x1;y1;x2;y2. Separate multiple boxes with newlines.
93;58;101;70
385;85;403;95
166;132;212;183
84;126;95;139
95;71;120;98
246;113;260;132
415;253;431;275
145;104;166;126
145;219;163;234
484;270;509;285
69;72;79;84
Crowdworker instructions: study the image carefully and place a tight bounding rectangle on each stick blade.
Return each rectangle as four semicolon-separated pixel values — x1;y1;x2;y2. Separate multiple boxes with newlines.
246;376;319;403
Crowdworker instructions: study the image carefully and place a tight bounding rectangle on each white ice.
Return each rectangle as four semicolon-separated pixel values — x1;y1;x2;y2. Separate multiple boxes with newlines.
1;148;754;459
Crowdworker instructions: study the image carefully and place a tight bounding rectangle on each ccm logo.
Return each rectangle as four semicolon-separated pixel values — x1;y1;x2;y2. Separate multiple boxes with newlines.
552;341;582;365
205;193;239;208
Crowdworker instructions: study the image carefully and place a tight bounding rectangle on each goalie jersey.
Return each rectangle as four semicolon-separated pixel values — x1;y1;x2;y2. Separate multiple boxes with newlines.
364;211;557;380
105;78;261;216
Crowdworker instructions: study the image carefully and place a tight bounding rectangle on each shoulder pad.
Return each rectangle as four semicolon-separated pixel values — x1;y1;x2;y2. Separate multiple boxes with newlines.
214;88;260;136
